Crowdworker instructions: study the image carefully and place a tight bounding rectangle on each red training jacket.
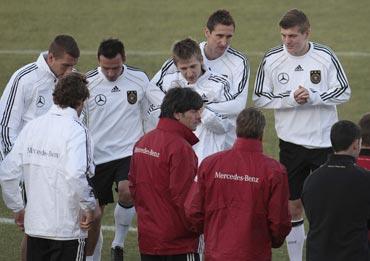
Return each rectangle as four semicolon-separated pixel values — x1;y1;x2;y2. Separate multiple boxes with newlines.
357;149;370;170
129;118;200;255
185;138;291;261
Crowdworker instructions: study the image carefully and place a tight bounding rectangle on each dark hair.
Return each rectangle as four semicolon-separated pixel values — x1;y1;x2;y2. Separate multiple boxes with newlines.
279;9;310;33
359;113;370;146
48;35;80;59
53;72;89;109
330;120;361;152
236;107;266;139
160;87;203;119
172;38;203;65
206;9;235;32
98;38;125;60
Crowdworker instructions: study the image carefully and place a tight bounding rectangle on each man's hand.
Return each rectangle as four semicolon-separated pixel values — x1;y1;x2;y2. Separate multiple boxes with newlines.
14;209;25;231
80;209;95;230
294;86;309;104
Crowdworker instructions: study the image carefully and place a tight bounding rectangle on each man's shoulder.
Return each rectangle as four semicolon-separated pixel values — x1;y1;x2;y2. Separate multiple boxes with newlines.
261;153;285;170
9;62;40;85
135;128;193;156
86;68;99;79
85;68;102;88
311;42;337;58
225;46;248;62
125;65;150;83
202;149;229;163
262;44;285;61
161;71;181;87
215;46;249;70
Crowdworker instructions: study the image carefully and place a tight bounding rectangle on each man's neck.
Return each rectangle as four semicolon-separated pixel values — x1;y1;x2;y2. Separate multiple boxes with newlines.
204;44;222;60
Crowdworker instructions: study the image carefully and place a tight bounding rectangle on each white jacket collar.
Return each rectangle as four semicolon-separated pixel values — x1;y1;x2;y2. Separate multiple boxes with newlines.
48;104;79;120
36;52;57;79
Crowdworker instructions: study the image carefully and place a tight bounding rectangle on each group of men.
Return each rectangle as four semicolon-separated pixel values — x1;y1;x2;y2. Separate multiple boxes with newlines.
0;6;369;261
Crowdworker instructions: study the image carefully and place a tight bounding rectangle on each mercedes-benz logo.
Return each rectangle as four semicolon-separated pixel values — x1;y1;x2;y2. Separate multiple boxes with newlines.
36;96;45;108
95;94;107;106
278;73;289;84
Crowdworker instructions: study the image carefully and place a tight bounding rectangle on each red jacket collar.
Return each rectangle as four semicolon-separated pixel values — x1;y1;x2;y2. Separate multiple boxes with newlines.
157;118;199;146
232;138;263;152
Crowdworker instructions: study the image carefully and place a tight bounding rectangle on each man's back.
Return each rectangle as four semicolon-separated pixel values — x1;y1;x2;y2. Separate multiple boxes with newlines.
186;138;291;261
302;154;370;261
129;118;199;255
2;105;94;239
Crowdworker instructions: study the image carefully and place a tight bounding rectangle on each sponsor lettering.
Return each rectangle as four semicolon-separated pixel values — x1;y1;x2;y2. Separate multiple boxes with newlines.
215;171;259;183
27;147;59;158
134;147;160;158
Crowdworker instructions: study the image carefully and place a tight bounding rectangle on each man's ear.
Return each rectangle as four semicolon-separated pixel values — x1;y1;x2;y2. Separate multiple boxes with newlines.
173;112;181;121
47;52;54;65
204;27;210;38
353;138;361;151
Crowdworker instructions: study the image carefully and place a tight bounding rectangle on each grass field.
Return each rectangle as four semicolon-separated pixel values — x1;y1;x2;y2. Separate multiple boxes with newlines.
0;0;369;260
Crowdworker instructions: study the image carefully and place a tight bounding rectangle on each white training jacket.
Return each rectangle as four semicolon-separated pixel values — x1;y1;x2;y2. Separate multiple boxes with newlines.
253;42;351;148
150;42;250;148
0;105;96;240
0;52;57;156
146;68;233;162
83;65;149;165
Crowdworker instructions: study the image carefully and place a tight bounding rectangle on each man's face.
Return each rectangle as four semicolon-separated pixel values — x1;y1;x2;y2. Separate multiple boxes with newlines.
205;24;234;59
281;25;310;56
176;55;203;84
99;54;124;82
175;109;202;131
48;53;78;79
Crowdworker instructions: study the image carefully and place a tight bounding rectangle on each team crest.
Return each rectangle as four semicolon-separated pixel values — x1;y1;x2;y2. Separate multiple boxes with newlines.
310;70;321;84
127;91;137;104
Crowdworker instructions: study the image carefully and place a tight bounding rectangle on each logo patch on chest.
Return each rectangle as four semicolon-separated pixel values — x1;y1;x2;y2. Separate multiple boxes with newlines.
95;94;107;106
310;70;321;84
127;91;137;104
278;72;289;84
36;96;45;107
111;86;120;92
295;65;304;71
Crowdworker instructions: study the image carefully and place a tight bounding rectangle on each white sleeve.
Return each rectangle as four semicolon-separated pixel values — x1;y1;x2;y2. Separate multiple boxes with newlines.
0;72;27;154
207;68;249;117
64;128;96;211
306;53;350;106
146;80;166;108
0;129;26;212
253;58;299;109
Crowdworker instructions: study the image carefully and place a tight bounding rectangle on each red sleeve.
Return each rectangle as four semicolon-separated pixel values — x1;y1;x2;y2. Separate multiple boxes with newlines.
128;153;137;202
184;161;206;233
267;163;292;248
168;144;198;229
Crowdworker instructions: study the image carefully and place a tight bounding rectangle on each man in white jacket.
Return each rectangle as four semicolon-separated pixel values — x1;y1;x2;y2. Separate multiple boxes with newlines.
146;38;232;162
0;72;96;261
150;10;249;148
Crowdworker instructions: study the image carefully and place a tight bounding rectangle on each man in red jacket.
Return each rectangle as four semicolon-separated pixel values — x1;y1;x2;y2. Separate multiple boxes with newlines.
185;107;291;261
128;87;203;261
358;112;370;169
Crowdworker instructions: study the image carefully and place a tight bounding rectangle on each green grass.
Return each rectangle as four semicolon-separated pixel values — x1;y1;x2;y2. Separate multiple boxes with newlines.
0;0;369;260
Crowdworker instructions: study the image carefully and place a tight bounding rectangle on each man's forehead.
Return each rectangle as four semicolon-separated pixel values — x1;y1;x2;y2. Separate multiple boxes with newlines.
177;57;201;67
210;24;235;34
